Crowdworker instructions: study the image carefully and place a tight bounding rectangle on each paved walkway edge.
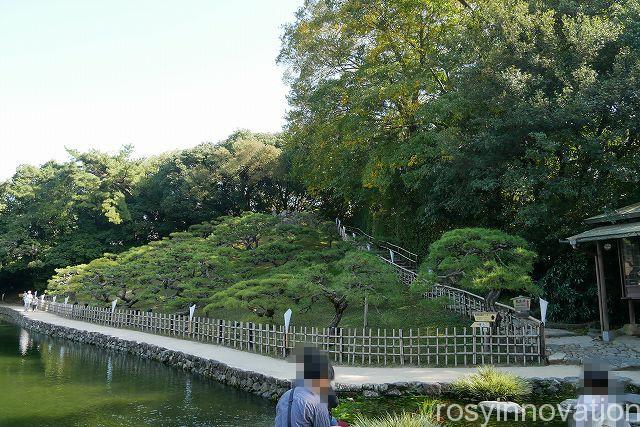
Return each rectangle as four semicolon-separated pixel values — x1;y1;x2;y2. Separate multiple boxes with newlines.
2;305;639;400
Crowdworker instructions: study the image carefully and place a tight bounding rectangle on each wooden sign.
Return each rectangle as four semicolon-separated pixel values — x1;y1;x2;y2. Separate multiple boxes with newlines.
471;321;492;328
473;312;498;322
511;296;531;313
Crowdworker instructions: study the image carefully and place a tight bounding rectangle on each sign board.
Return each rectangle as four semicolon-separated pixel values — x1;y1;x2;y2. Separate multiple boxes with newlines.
511;296;531;313
189;304;196;322
473;312;498;322
471;321;492;328
284;308;292;330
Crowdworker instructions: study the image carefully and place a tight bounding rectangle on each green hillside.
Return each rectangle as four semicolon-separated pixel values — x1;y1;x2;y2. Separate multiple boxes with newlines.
47;212;465;329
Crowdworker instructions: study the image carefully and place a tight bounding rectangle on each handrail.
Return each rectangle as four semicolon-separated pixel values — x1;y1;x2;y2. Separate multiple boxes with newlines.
348;226;418;263
337;220;418;267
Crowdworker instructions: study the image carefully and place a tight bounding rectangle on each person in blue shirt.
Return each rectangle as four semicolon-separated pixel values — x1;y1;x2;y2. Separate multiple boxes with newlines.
275;346;333;427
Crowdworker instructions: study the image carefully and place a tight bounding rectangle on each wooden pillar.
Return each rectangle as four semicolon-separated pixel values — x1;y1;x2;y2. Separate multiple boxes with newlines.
630;300;637;326
596;242;611;341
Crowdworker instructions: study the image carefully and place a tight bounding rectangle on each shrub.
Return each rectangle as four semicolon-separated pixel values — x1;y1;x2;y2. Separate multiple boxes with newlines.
351;412;438;427
451;366;532;402
417;227;540;307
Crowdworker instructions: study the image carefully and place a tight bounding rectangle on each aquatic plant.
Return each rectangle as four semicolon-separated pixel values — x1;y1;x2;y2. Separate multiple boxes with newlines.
451;366;532;402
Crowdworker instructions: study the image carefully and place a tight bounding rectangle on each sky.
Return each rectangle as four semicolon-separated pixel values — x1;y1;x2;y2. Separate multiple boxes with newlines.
0;0;301;180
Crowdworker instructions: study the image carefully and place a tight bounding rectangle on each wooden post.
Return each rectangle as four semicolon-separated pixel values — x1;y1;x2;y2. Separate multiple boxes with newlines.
363;294;368;329
539;322;546;364
596;242;611;341
282;325;287;358
630;300;637;326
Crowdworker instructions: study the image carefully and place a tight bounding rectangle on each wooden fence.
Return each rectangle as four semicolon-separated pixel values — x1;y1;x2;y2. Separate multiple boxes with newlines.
36;300;543;366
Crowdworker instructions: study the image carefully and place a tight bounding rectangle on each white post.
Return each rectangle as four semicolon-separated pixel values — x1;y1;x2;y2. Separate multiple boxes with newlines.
284;308;292;357
64;296;69;305
52;295;57;303
188;305;196;335
539;298;548;324
111;299;118;313
366;243;371;251
389;249;395;264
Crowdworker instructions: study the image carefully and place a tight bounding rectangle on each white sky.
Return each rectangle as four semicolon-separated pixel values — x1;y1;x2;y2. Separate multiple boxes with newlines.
0;0;301;180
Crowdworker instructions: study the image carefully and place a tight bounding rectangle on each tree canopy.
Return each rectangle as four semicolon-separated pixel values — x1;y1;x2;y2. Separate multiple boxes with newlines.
0;131;311;293
416;227;539;307
47;213;412;328
278;0;640;320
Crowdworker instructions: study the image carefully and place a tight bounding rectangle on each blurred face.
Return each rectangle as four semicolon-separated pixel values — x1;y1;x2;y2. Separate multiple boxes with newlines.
312;378;331;395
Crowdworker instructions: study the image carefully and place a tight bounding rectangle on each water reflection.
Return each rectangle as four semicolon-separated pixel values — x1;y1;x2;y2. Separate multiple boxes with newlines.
106;356;113;388
1;322;275;427
18;328;31;355
185;377;193;404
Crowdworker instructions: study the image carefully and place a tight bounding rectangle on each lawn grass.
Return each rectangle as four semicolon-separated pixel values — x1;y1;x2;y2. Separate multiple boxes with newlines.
204;290;468;330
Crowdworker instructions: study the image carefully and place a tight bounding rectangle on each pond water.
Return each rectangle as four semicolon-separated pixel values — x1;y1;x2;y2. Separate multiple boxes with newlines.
0;321;275;426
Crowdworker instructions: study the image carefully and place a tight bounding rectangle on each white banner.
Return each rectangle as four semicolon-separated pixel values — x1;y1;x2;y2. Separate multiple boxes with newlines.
52;296;57;303
189;304;196;322
284;308;292;330
64;297;69;305
539;298;549;324
111;299;118;313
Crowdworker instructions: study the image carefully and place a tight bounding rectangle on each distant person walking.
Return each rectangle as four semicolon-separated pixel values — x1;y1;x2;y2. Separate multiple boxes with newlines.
275;346;333;427
22;291;32;312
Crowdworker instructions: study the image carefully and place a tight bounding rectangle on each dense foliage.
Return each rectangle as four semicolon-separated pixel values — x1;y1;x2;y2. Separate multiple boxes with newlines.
47;213;451;328
415;228;539;306
5;0;639;323
0;131;310;293
279;0;640;318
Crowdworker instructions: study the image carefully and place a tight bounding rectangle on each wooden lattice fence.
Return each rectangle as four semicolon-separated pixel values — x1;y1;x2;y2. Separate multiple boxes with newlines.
36;300;543;367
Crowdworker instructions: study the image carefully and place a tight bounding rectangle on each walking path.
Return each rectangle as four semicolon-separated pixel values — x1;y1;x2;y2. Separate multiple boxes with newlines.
4;305;640;386
547;333;640;369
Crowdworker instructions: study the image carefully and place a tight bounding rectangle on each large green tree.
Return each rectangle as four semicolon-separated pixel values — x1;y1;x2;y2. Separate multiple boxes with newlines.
279;0;640;318
416;228;539;308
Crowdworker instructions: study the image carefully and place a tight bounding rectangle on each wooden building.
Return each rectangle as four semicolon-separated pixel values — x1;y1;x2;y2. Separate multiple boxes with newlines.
565;202;640;341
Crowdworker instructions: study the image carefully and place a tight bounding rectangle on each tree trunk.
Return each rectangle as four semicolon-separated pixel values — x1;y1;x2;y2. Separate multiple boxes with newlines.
485;288;501;311
363;294;369;329
328;298;348;328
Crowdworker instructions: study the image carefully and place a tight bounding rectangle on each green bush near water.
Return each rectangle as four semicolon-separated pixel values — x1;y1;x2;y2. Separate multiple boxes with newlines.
451;366;532;402
351;412;438;427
